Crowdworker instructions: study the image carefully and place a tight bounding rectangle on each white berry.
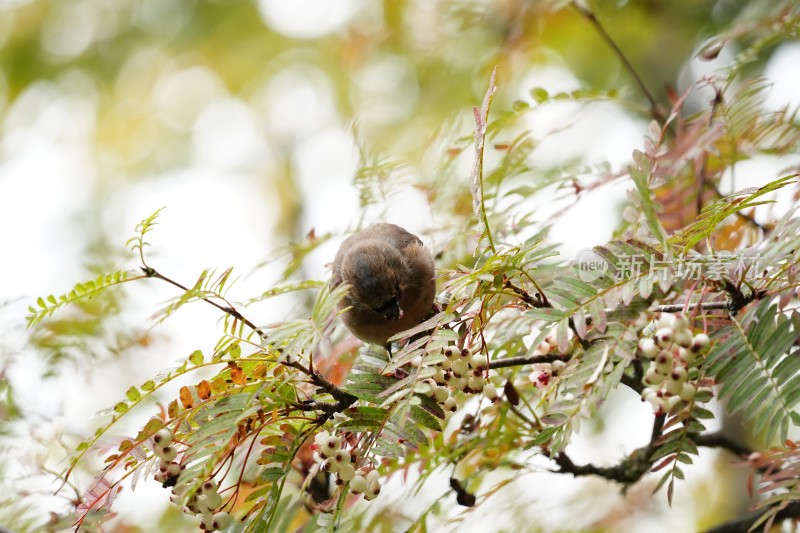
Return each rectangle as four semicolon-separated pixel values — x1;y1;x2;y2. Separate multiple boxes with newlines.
337;463;356;482
212;511;231;530
443;396;457;412
158;446;177;463
433;386;450;404
673;328;693;348
638;338;659;358
483;382;498;401
679;383;696;401
451;359;469;378
469;354;487;370
154;428;173;447
655;328;674;348
444;346;460;360
691;333;710;352
350;475;368;494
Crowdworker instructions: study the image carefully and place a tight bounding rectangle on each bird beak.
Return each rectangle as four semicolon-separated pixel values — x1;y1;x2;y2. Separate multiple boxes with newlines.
383;302;403;321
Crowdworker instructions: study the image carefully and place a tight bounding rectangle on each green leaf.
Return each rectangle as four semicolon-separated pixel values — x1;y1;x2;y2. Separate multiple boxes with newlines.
126;387;141;402
189;350;204;366
670;175;796;251
260;467;285;483
409;405;442;432
530;87;549;103
706;301;800;444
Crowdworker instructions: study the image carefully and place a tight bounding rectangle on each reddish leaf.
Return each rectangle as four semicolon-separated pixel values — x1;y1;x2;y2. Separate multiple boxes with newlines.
651;454;677;472
179;386;194;409
197;380;211;400
228;362;247;386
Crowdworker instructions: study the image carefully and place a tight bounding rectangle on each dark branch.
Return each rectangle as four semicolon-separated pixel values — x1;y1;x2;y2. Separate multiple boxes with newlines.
650;413;665;444
283;359;358;405
554;446;654;485
552;429;753;488
702;502;800;533
654;301;730;314
719;278;764;315
489;353;567;370
694;431;752;458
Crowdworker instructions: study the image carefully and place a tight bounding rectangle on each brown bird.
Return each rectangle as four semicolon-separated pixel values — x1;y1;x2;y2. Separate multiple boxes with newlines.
331;223;436;347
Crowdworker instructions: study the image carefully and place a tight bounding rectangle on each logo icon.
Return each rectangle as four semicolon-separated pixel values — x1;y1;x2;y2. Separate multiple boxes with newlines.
576;249;609;282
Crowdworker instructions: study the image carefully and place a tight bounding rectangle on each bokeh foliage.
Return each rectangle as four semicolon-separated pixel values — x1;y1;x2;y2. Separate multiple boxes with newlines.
4;0;800;532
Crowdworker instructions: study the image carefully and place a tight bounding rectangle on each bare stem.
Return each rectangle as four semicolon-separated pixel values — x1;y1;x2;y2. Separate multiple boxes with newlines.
572;3;665;123
141;266;265;339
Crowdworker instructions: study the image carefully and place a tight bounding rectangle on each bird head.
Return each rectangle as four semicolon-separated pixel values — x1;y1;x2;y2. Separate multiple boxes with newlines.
340;241;409;321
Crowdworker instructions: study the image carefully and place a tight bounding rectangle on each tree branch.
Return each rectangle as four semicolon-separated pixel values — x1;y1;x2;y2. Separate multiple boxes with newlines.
554;446;654;485
702;502;800;533
142;265;359;408
694;431;752;458
489;353;567;370
552;429;753;488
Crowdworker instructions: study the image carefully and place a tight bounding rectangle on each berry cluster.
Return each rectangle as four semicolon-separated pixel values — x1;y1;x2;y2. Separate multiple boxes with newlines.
638;313;711;414
152;428;230;531
152;428;181;485
416;346;498;407
312;431;382;500
526;337;570;389
182;480;230;531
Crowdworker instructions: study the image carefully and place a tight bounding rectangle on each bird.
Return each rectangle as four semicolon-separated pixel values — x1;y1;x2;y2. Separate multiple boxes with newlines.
330;223;436;347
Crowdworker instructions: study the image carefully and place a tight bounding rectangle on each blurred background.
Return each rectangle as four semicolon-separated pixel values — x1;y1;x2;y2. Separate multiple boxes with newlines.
1;0;799;530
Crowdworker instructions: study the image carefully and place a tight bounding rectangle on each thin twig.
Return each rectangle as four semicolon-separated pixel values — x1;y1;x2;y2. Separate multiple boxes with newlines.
572;3;665;123
142;267;264;338
142;266;358;408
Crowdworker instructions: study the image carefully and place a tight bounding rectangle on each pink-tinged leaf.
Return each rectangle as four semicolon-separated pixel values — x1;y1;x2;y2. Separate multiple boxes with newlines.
667;479;674;507
621;281;634;306
648;120;661;142
583;345;609;391
651;454;677;472
573;307;587;339
75;474;121;526
556;318;570;354
480;67;497;120
589;299;607;333
473;106;483;135
665;84;692;127
778;291;794;311
639;276;653;299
